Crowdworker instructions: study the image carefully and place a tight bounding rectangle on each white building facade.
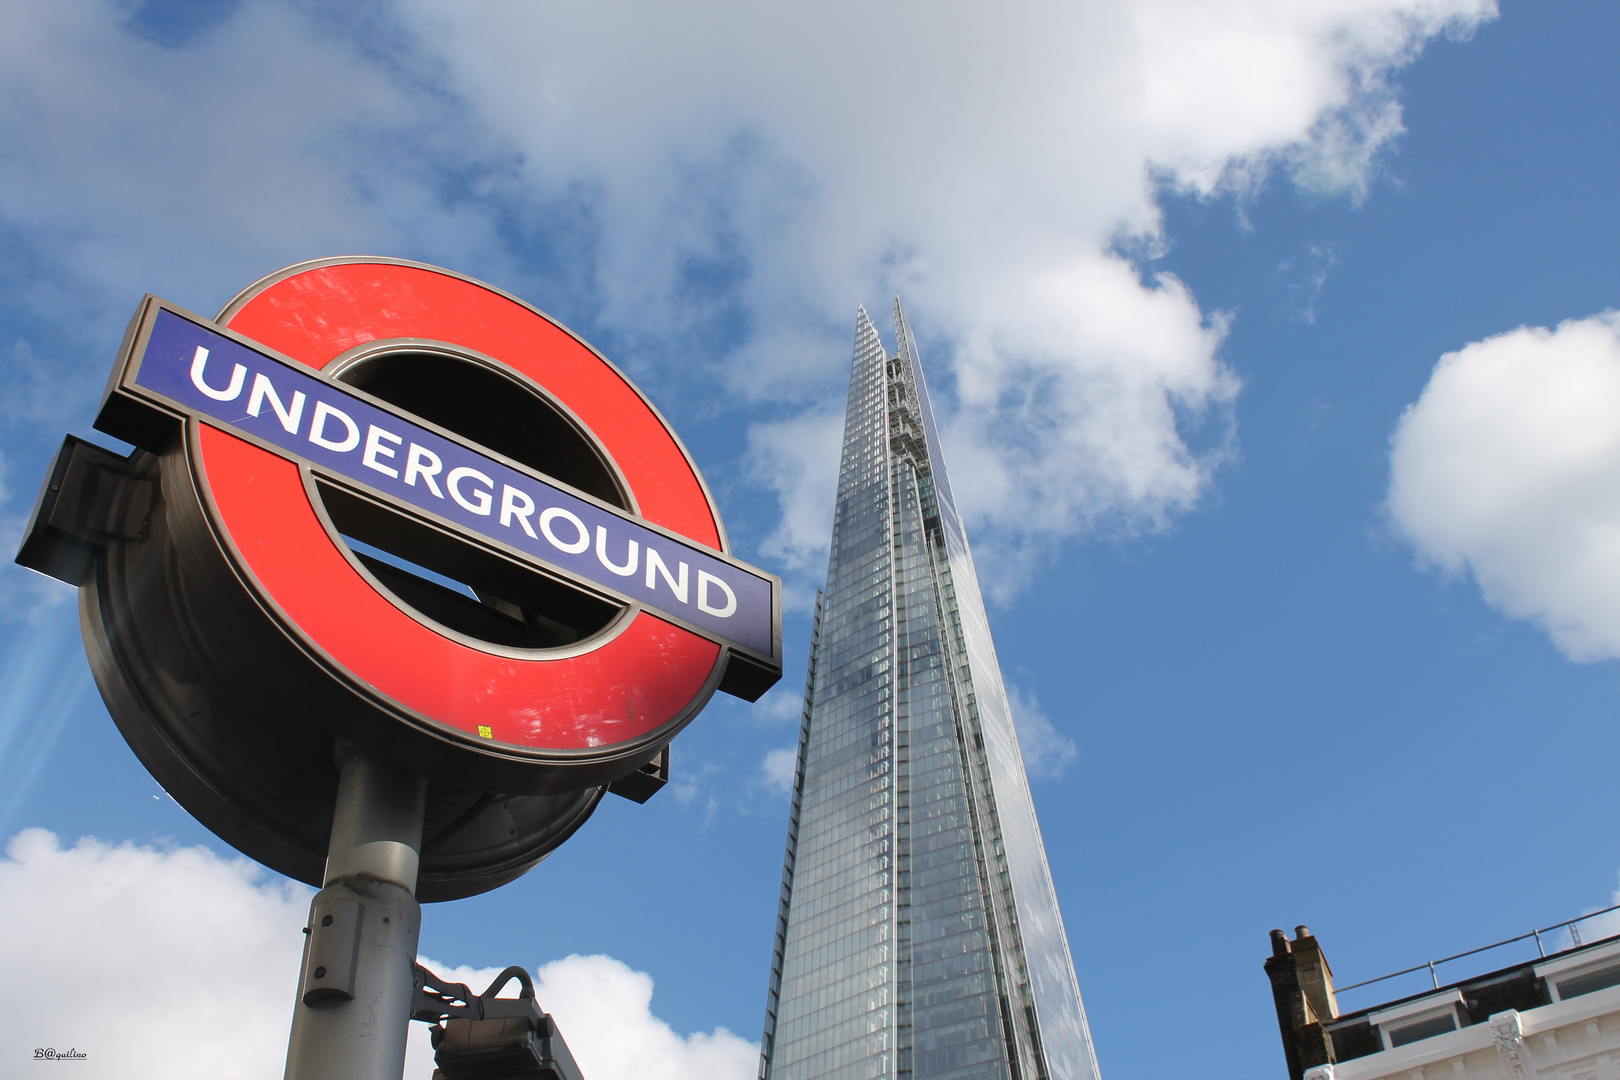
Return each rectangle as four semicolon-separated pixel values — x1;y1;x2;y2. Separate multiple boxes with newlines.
1268;926;1620;1080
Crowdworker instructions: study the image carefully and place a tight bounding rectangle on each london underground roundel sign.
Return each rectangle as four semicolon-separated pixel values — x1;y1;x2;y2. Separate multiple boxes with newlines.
18;258;781;900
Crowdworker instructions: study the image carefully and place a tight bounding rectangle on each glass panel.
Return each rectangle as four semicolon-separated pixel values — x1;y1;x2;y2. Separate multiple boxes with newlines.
761;305;1101;1080
1388;1014;1458;1047
1558;963;1620;1000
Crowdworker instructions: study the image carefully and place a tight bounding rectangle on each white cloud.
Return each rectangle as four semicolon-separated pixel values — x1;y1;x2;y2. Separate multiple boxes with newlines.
0;829;309;1077
0;2;492;333
0;0;1496;595
1579;874;1620;944
750;683;810;724
398;0;1493;583
943;259;1238;594
1139;0;1478;203
0;830;755;1080
0;1;523;588
760;748;798;796
1542;873;1620;954
747;403;847;580
1006;685;1079;781
407;955;756;1080
1388;311;1620;660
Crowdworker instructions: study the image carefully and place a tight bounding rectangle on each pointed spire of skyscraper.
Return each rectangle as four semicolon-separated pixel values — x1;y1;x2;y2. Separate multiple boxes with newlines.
759;304;1101;1080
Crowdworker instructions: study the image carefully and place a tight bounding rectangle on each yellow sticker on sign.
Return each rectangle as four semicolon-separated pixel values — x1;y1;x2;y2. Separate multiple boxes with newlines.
477;725;493;739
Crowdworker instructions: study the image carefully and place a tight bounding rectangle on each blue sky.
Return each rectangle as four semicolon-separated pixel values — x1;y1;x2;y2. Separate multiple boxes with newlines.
2;2;1618;1078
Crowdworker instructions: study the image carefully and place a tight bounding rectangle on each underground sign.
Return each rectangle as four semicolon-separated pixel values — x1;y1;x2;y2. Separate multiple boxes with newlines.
18;257;782;900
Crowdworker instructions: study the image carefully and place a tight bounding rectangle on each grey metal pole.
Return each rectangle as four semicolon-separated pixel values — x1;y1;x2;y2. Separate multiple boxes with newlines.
285;744;429;1080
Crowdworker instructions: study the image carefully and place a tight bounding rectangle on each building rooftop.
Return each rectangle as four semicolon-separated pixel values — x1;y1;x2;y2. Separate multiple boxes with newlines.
1266;906;1620;1080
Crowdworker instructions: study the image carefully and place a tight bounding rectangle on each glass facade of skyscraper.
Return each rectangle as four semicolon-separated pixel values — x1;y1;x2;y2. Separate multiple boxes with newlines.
759;302;1101;1080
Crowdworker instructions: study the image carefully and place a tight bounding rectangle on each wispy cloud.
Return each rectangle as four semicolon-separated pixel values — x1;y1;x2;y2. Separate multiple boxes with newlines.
1572;874;1620;945
747;403;845;579
1280;244;1338;324
760;747;798;796
0;609;92;833
1006;684;1080;782
0;454;76;626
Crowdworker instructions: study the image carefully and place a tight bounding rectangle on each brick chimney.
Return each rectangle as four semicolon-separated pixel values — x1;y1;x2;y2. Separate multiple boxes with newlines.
1266;926;1340;1080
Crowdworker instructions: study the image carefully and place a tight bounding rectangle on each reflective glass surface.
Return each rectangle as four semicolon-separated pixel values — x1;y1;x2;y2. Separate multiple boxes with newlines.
761;305;1100;1080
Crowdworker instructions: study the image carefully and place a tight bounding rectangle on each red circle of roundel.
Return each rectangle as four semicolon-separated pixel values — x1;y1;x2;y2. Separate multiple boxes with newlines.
202;260;723;753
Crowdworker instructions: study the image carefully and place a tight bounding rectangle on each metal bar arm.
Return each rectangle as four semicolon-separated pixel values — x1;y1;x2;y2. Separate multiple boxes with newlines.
411;964;483;1023
411;963;544;1025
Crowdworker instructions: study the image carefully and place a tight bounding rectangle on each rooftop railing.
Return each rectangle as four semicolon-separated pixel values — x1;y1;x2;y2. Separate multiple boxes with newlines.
1334;901;1620;1003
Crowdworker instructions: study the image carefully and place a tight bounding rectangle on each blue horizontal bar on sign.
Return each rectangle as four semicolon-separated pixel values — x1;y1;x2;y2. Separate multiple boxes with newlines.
134;308;774;658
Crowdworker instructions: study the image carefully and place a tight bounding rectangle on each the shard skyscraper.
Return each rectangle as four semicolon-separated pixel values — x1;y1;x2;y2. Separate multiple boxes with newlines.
759;302;1101;1080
